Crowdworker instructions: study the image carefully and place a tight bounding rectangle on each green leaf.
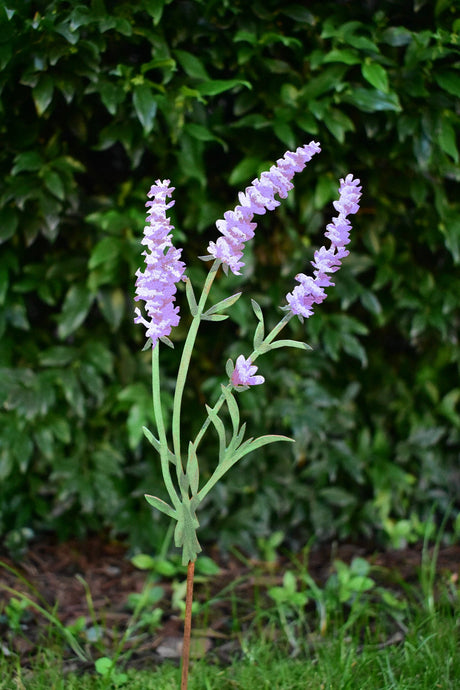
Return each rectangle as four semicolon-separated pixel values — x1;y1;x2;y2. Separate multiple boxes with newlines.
222;385;240;437
33;74;54;115
200;313;229;321
320;487;356;507
174;49;209;80
362;61;389;93
0;207;18;243
11;151;44;175
229;156;261;185
438;119;459;163
253;322;264;350
251;299;264;322
205;404;227;462
142;426;177;465
144;0;167;25
130;553;156;570
145;494;178;519
266;339;312;351
202;292;242;317
57;285;94;339
344;87;401;112
99;81;124;115
89;237;122;270
185;277;198;316
97;287;125;331
323;49;360;65
273;121;296;149
43;169;65;200
434;70;460;98
184;123;227;150
132;84;158;133
186;442;199;496
196;79;251;96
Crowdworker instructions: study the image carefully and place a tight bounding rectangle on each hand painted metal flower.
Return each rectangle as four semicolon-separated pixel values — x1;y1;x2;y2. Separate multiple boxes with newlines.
134;180;186;347
286;174;362;319
231;355;265;387
208;142;322;275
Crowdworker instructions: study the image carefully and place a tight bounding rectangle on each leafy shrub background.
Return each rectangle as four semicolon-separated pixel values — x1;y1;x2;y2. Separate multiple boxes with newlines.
0;0;459;555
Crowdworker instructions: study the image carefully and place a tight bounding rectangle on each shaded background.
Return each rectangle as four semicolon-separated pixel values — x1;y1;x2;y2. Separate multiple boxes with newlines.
0;0;459;558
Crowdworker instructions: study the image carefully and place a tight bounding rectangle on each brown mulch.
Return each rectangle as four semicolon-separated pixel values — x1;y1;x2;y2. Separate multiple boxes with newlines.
0;535;458;673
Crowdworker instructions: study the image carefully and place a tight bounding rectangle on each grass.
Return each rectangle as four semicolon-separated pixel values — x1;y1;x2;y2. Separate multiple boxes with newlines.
1;572;458;689
1;532;459;690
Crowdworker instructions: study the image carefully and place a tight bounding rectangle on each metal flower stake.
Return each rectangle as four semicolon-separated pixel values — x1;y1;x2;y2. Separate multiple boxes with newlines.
133;142;362;688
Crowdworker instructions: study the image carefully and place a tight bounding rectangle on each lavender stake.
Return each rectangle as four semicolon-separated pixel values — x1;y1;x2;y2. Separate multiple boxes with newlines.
134;142;362;688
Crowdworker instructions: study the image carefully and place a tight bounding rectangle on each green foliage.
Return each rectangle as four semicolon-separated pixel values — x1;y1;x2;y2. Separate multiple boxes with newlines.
0;0;459;554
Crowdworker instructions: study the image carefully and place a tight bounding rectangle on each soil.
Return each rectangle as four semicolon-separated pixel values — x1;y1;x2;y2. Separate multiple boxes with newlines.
0;535;458;675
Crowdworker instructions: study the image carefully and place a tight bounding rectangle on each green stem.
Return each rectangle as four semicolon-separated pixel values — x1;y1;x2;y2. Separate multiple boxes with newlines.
172;260;221;475
193;313;293;452
152;344;180;511
251;312;293;362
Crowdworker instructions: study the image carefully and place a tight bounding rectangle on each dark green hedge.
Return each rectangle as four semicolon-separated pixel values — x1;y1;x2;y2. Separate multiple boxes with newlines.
0;0;459;555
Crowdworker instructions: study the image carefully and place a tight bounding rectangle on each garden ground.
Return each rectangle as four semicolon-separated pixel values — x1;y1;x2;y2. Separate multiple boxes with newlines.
0;534;459;687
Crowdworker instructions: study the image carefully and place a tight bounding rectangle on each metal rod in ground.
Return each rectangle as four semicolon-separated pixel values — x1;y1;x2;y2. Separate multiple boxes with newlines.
181;559;195;690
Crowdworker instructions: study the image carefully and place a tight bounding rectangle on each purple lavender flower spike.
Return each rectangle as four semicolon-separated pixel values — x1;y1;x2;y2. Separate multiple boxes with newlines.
231;355;265;387
134;179;186;347
286;174;362;319
208;141;321;275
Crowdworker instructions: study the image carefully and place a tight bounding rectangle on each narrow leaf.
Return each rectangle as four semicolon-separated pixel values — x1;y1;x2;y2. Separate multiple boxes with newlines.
196;79;251;96
144;494;178;519
201;313;229;321
133;84;158;133
226;421;247;458
205;404;227;462
253;321;265;349
232;434;294;464
185;277;198;316
251;299;264;322
221;384;240;437
186;442;199;496
202;292;242;316
142;426;176;465
266;339;312;351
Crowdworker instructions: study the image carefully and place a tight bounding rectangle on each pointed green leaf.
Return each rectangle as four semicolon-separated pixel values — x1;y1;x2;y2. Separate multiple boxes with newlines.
253;321;265;349
142;426;176;465
133;84;158;133
202;292;242;316
186;442;199;496
266;339;312;351
225;359;234;378
196;79;251;96
361;61;389;93
57;285;93;339
222;384;240;437
145;494;178;519
174;49;210;80
226;421;246;458
185;277;198;316
251;299;264;322
205;404;227;462
0;207;18;243
33;74;54;115
174;500;202;565
200;313;229;321
232;434;294;464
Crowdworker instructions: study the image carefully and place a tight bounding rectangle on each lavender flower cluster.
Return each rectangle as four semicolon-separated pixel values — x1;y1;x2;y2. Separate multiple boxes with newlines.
134;180;186;347
207;142;322;275
285;174;362;319
134;145;362;373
